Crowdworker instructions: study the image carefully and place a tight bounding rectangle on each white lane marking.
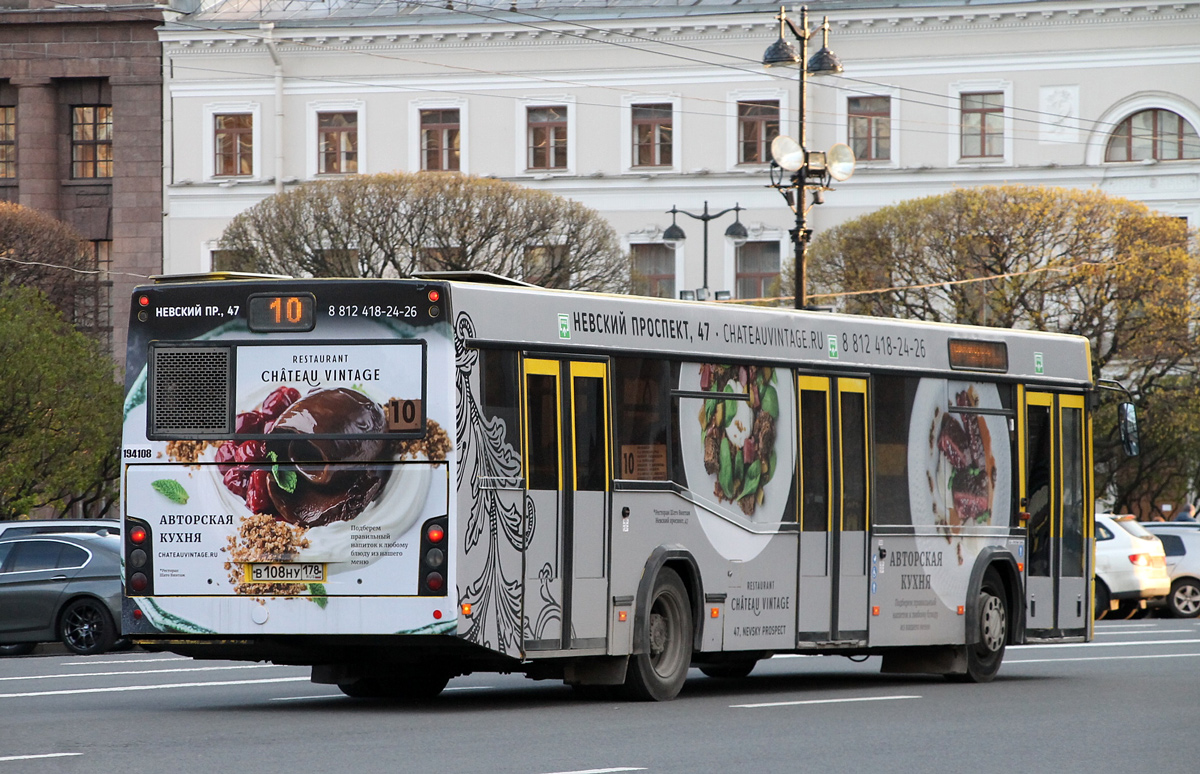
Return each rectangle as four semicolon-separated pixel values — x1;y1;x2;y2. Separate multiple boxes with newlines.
0;676;308;699
1093;629;1196;636
540;769;648;774
60;657;190;666
732;694;921;709
1;664;283;683
1008;653;1200;664
270;694;343;702
0;753;83;762
1011;638;1200;649
443;686;492;692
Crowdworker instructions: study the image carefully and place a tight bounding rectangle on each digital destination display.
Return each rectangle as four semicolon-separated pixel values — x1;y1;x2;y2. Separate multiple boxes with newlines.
247;294;316;332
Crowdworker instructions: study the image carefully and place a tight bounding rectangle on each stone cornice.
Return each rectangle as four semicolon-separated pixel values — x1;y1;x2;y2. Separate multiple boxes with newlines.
161;1;1200;52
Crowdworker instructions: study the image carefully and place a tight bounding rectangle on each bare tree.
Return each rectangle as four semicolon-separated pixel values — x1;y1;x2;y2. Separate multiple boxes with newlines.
219;172;630;292
799;185;1200;515
0;202;93;323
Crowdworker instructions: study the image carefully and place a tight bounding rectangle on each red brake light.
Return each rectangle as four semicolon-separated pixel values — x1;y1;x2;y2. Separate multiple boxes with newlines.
427;289;440;303
130;526;147;544
427;524;445;544
129;572;149;593
425;572;444;592
138;295;149;307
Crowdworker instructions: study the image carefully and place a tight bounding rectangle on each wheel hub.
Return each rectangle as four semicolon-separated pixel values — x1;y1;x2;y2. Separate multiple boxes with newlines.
648;613;668;655
980;594;1006;652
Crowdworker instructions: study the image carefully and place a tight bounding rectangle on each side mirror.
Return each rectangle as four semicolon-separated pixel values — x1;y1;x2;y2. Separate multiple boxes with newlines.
1118;402;1140;457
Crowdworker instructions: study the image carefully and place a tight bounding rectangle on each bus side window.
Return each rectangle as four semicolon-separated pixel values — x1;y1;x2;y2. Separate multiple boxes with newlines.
800;388;830;532
481;349;521;454
613;357;676;482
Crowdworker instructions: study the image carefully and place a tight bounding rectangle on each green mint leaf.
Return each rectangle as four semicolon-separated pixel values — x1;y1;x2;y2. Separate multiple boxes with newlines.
151;479;189;505
268;450;298;493
307;583;328;608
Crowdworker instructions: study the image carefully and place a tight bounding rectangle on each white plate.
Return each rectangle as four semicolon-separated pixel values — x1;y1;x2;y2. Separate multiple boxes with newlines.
678;363;795;524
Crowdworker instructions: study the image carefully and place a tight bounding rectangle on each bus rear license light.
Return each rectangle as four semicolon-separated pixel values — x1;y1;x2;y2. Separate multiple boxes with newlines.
129;573;149;593
425;572;444;592
427;524;445;544
130;526;147;544
461;603;472;616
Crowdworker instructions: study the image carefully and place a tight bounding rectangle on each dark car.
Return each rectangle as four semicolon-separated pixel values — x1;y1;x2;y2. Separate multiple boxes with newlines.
0;533;124;656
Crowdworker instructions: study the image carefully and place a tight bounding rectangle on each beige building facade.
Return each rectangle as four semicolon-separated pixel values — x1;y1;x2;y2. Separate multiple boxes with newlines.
160;0;1200;301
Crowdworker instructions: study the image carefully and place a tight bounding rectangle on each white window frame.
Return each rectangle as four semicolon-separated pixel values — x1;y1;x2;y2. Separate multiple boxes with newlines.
621;95;681;175
202;102;262;182
723;230;786;300
1087;93;1200;166
409;98;468;174
948;80;1013;168
306;99;366;179
727;88;790;173
515;96;576;177
837;87;900;170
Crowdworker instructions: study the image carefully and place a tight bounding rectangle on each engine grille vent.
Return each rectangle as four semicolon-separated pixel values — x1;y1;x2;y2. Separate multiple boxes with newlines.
150;346;232;436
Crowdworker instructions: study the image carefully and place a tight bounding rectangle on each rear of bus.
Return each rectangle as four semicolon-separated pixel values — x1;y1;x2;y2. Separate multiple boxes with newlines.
120;276;458;670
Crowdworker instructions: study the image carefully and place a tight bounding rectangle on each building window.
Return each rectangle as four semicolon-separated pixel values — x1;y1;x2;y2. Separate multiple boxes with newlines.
848;96;890;162
318;111;357;174
527;106;568;170
71;105;113;179
1105;109;1200;162
631;243;675;298
0;106;14;179
524;245;567;288
421;109;460;171
960;92;1003;159
736;241;781;301
214;114;253;177
632;103;672;167
738;100;779;165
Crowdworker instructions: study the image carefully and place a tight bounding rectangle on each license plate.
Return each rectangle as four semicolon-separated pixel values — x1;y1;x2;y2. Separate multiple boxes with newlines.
243;563;325;583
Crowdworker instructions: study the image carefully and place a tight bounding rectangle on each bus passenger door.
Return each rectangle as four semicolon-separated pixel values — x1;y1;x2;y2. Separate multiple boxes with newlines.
836;378;870;640
522;358;610;653
1022;390;1090;635
796;376;869;643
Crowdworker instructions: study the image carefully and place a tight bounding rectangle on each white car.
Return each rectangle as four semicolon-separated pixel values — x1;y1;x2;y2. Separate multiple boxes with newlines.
0;519;119;540
1094;514;1171;618
1143;522;1200;618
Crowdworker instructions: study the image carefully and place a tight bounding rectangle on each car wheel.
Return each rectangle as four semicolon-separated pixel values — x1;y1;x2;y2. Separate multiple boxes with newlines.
1168;578;1200;618
948;568;1007;683
621;568;693;701
0;643;36;657
1094;580;1111;620
59;598;118;655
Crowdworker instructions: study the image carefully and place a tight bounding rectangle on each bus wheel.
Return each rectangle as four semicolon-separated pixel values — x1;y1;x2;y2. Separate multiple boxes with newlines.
949;568;1007;683
622;568;692;701
337;668;450;700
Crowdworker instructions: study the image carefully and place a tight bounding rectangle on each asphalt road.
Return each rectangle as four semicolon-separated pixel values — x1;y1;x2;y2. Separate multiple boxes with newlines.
2;619;1198;774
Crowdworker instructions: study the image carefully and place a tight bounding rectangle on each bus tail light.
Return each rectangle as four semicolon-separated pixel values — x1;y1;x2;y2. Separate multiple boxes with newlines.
124;517;154;596
418;515;449;596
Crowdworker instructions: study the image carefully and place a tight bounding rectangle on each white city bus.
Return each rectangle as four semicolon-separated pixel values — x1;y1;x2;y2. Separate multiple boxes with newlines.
121;272;1115;700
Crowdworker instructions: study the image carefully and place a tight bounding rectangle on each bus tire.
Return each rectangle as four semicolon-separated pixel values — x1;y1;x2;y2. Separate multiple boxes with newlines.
337;668;450;700
621;567;692;701
949;567;1007;683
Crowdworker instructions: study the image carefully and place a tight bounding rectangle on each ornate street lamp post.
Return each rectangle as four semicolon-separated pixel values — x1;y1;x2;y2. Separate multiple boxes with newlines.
762;5;855;309
663;202;748;301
